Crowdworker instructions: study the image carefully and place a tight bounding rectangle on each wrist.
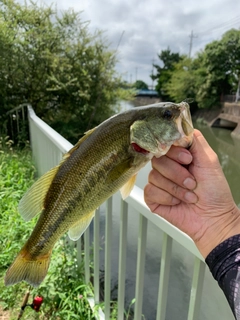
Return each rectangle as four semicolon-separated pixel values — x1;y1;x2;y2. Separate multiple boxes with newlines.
194;206;240;258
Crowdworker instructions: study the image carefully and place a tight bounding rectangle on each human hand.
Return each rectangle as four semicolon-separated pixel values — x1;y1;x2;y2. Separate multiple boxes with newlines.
144;129;240;258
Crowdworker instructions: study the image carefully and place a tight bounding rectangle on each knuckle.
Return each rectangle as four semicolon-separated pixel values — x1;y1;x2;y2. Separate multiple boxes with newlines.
171;183;179;197
144;183;153;199
148;169;156;183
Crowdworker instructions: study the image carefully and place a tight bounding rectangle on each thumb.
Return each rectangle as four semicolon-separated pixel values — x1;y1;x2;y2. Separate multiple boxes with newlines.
189;129;219;169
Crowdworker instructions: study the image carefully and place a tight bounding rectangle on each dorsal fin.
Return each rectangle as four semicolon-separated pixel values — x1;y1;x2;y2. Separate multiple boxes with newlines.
18;165;60;221
62;127;96;160
18;127;96;222
120;174;137;200
68;211;95;241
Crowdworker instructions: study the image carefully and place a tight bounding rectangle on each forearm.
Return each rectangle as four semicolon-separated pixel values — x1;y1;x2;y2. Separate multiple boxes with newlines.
206;234;240;319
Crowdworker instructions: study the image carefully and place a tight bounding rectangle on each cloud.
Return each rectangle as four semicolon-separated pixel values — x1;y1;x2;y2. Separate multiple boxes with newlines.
54;0;240;85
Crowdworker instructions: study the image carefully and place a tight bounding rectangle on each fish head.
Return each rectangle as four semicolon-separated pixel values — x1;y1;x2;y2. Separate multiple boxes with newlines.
130;102;194;158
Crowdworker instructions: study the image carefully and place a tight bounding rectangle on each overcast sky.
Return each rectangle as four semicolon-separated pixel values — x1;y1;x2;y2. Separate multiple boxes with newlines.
55;0;240;87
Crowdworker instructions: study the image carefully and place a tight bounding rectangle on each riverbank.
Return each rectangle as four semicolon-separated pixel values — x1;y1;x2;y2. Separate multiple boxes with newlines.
192;108;221;124
192;102;240;123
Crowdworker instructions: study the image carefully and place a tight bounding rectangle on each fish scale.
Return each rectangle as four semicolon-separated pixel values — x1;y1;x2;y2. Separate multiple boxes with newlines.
5;101;194;287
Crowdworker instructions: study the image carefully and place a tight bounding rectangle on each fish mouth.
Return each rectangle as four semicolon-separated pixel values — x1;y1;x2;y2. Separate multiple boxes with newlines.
130;102;194;159
131;142;150;155
173;103;194;148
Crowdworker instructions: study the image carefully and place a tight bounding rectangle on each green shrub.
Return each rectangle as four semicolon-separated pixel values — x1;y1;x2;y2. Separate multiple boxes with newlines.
0;142;99;319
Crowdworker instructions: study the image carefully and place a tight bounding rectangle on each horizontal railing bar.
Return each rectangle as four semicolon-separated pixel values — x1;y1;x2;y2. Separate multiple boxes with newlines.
28;105;73;154
125;186;204;262
6;103;29;115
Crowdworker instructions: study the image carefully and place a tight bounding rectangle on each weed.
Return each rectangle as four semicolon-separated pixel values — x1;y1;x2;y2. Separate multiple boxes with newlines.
0;144;99;319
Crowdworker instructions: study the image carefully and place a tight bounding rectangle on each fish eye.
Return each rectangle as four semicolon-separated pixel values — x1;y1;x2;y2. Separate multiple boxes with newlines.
163;109;173;120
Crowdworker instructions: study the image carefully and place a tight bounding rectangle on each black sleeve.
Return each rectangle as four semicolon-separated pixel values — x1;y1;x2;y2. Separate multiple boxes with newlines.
206;234;240;320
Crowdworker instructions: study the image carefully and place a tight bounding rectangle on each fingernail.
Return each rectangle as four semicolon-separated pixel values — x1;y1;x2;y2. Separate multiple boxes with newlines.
183;177;196;190
178;152;192;164
184;191;198;203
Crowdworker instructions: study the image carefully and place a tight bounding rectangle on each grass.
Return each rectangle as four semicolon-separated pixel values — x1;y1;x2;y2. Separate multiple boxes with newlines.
0;137;140;320
0;138;101;319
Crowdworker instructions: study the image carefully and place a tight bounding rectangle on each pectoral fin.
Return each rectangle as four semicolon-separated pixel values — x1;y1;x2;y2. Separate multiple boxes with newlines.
18;165;60;221
68;211;95;241
120;174;137;200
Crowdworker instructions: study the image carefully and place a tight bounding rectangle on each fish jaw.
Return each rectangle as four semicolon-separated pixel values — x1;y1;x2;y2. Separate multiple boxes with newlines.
172;102;194;148
130;101;194;158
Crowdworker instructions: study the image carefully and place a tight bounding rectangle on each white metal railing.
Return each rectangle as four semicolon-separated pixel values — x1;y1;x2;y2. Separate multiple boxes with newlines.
27;105;207;320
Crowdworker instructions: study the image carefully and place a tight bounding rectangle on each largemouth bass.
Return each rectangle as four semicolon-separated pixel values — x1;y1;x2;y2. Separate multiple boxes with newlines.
5;101;193;287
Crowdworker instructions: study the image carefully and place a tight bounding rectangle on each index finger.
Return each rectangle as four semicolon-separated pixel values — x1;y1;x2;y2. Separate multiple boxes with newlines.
165;146;193;165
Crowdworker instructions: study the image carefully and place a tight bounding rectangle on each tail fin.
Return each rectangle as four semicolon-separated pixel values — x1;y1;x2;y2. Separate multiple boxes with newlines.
5;250;51;287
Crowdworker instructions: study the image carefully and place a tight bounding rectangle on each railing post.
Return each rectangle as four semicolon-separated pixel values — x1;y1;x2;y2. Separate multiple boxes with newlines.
187;257;205;320
94;208;100;303
104;198;113;319
77;238;82;268
84;227;90;284
117;200;128;320
156;232;172;320
134;214;148;320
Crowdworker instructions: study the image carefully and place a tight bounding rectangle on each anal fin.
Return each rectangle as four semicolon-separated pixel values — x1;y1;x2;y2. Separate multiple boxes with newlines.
120;174;137;200
68;211;95;241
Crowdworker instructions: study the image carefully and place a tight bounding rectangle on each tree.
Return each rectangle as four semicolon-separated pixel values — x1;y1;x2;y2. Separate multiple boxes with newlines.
195;29;240;108
133;80;148;90
0;0;131;143
163;57;195;102
160;29;240;109
151;48;183;100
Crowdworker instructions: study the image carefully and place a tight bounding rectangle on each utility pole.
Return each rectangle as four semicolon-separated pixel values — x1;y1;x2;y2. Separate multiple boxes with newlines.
135;67;138;82
151;58;155;89
188;30;197;58
116;30;125;51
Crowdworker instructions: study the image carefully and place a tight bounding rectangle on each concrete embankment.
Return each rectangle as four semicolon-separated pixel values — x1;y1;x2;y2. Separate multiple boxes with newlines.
192;103;240;139
208;103;240;139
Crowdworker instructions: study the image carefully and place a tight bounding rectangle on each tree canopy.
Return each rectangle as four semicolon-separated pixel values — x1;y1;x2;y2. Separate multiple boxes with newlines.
0;0;130;143
152;49;183;100
133;80;149;90
153;29;240;109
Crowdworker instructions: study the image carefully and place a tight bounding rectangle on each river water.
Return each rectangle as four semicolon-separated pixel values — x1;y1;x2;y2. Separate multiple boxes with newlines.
95;103;240;320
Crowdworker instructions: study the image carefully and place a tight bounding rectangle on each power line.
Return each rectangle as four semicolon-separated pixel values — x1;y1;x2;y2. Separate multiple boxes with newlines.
198;15;240;37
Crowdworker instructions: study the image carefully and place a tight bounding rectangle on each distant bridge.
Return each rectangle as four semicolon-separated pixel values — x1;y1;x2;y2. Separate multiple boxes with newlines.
136;89;159;97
